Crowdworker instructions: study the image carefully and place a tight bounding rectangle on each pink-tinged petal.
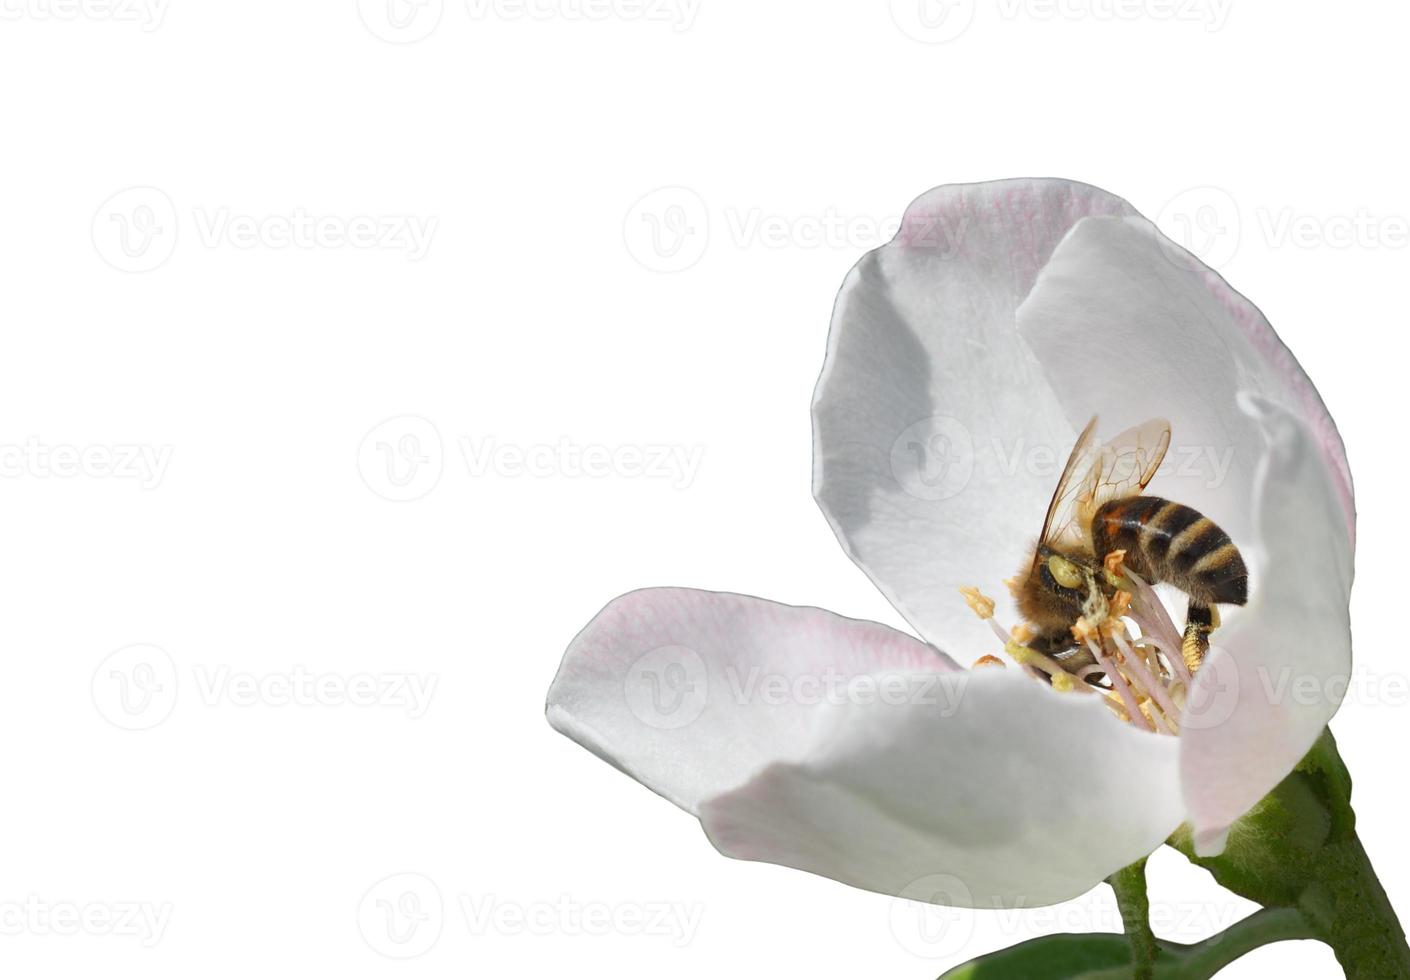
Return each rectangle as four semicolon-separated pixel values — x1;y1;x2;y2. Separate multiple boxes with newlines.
1180;396;1353;855
700;667;1183;907
1014;215;1354;553
546;587;958;815
813;178;1138;657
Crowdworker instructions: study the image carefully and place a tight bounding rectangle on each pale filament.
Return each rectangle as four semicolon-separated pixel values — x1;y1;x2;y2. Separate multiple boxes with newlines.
1121;568;1193;690
1083;636;1153;732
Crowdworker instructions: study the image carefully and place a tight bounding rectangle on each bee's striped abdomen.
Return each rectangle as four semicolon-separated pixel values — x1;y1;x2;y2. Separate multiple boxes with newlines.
1093;495;1248;607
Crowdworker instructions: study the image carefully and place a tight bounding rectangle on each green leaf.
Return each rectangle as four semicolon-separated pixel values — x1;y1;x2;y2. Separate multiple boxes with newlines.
937;932;1180;979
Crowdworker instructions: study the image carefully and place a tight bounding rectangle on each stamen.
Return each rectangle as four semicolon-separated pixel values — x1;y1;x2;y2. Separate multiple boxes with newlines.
1103;692;1131;721
1103;548;1127;581
958;586;995;620
1111;629;1181;734
1142;698;1173;735
1096;630;1170;730
1085;637;1154;732
1122;568;1194;690
1109;590;1132;620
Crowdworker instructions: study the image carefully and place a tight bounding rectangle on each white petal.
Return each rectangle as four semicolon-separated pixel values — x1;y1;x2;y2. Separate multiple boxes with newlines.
1014;214;1354;552
1180;396;1353;854
813;178;1139;657
701;667;1183;907
545;587;958;814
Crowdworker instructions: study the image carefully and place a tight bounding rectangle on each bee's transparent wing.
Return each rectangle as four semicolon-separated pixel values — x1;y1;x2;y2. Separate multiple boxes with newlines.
1037;416;1102;553
1074;417;1172;535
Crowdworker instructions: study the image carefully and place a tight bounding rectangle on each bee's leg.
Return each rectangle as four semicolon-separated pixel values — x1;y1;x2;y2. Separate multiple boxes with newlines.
1182;602;1219;672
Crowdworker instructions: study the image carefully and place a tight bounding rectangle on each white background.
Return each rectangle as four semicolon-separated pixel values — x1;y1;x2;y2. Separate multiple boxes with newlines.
1;1;1405;977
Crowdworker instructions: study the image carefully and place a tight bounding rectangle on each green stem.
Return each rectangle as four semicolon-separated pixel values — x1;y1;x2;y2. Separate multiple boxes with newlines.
1078;909;1317;980
1293;731;1410;979
1173;907;1316;977
1108;858;1158;979
1300;830;1410;978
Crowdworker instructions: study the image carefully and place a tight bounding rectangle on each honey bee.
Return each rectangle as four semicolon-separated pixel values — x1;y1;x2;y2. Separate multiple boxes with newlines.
1013;417;1249;673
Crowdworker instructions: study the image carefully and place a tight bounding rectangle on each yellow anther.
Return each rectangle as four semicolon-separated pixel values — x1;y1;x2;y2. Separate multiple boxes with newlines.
1109;590;1132;620
959;586;995;620
1102;549;1133;590
1071;617;1099;646
972;655;1006;669
1103;549;1127;577
1004;640;1036;667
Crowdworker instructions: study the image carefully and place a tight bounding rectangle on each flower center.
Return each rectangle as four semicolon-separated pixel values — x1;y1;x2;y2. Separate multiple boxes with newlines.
961;551;1195;734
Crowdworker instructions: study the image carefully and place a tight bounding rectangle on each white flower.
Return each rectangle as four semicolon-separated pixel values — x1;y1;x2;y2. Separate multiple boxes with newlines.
546;178;1355;909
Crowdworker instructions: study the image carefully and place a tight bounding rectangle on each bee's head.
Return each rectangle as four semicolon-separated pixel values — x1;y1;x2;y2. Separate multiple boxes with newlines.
1014;545;1114;636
